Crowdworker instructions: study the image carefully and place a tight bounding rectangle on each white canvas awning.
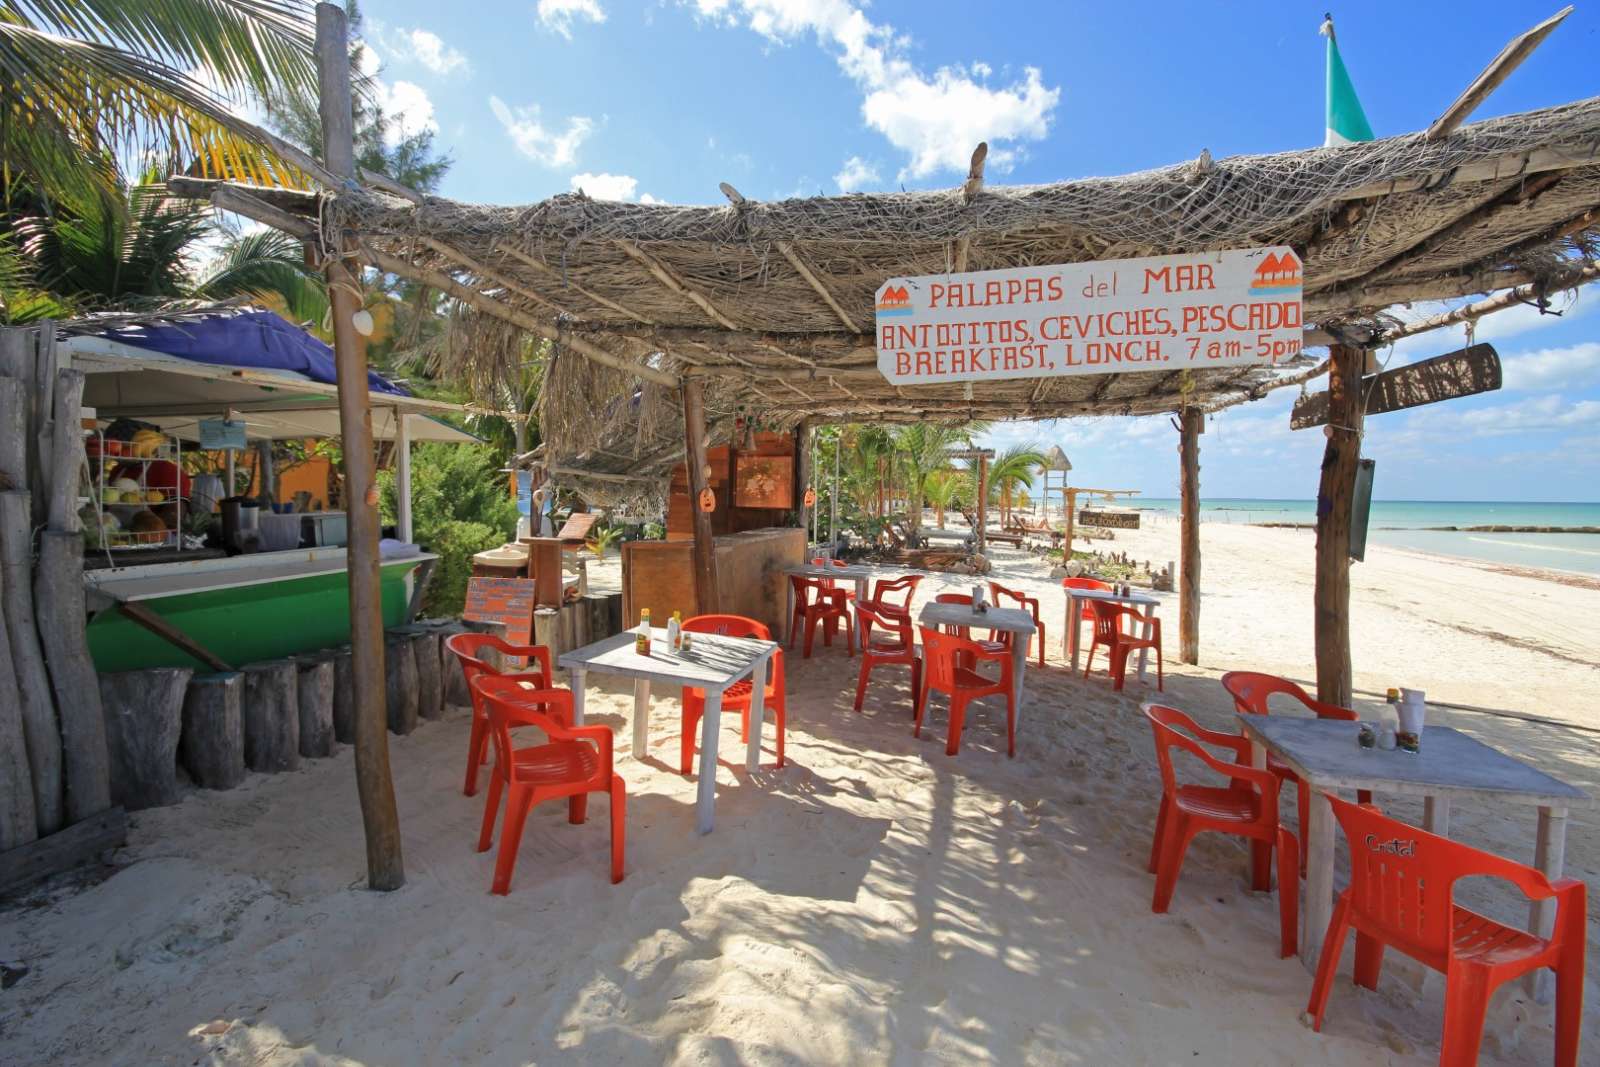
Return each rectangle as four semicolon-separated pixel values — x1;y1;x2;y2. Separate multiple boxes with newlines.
65;334;478;444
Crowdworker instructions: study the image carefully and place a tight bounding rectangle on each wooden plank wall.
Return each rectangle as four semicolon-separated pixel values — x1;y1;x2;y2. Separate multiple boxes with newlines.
666;431;798;540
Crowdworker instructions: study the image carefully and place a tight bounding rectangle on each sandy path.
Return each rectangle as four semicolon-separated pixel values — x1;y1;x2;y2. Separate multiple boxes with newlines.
0;524;1594;1065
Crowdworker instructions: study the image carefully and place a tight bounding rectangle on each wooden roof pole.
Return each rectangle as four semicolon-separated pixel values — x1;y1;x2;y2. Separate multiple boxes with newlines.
1381;262;1600;343
950;143;987;274
1425;6;1572;141
1314;343;1365;708
681;378;720;616
1177;408;1202;665
315;1;403;892
616;241;743;330
494;244;658;325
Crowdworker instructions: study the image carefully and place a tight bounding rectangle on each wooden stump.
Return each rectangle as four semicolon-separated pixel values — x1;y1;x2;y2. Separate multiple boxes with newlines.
433;622;472;707
384;633;419;736
331;646;357;744
294;654;336;757
36;531;111;823
181;673;245;790
2;491;62;836
99;668;191;810
402;630;443;721
242;661;300;773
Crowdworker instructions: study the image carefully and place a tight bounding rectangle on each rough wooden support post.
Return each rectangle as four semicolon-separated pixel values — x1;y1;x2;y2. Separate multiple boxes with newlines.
796;419;813;545
681;378;720;614
181;673;246;789
975;452;989;556
331;645;357;743
242;660;300;772
37;532;111;823
0;491;60;836
433;622;472;707
0;606;34;848
294;653;336;757
1178;407;1203;665
406;629;443;721
317;0;402;889
1315;344;1364;707
384;631;419;735
99;668;192;810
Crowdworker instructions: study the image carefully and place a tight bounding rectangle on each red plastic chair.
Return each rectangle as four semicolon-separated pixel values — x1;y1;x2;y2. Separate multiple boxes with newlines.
866;573;922;623
680;614;786;773
445;632;556;796
1083;600;1163;691
853;601;922;717
1307;796;1585;1065
471;676;624;893
915;625;1017;757
789;574;853;658
1221;671;1368;880
1142;702;1297;958
1062;576;1114;623
989;581;1046;667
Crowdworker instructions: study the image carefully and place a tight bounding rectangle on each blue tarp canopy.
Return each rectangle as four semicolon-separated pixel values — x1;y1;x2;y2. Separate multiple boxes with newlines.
98;309;408;395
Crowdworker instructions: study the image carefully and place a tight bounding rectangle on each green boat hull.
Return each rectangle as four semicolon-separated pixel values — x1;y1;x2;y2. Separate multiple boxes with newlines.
88;559;422;673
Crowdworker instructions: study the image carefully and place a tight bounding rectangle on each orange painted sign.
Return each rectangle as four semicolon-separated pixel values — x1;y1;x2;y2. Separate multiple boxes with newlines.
875;247;1303;385
463;577;536;646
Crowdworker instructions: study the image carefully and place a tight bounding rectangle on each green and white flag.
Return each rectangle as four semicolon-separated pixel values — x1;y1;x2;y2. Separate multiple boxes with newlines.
1321;16;1374;146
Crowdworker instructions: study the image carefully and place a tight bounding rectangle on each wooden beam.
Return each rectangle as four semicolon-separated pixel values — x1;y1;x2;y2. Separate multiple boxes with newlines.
1425;6;1572;141
116;602;232;672
721;181;862;334
1333;137;1600;202
419;236;577;316
681;380;720;614
616;241;742;331
495;244;657;325
951;142;987;274
0;806;126;895
975;451;989;556
1314;344;1364;707
1381;261;1600;342
316;0;404;892
1178;408;1202;665
359;242;680;388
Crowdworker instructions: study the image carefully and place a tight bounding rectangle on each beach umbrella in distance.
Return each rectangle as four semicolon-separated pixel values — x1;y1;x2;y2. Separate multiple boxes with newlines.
1043;446;1072;471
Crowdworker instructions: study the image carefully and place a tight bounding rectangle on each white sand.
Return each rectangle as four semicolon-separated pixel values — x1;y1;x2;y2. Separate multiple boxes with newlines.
2;521;1595;1065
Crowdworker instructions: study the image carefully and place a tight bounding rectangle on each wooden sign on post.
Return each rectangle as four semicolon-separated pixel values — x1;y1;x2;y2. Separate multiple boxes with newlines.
1290;344;1501;429
1079;509;1141;529
462;577;536;646
876;247;1303;385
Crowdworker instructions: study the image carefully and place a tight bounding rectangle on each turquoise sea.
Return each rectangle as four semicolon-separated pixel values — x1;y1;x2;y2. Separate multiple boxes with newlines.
1133;499;1600;576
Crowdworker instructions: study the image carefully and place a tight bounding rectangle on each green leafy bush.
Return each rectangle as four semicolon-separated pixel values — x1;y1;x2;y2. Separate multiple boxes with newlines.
422;520;505;616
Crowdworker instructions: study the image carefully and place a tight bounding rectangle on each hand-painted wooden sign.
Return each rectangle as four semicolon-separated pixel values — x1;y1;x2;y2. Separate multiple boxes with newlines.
463;577;535;645
1290;344;1501;430
876;247;1303;385
1079;509;1141;529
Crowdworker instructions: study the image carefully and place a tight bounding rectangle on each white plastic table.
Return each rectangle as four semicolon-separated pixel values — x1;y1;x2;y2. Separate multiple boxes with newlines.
1062;587;1161;679
1238;715;1590;998
558;628;778;834
916;601;1037;735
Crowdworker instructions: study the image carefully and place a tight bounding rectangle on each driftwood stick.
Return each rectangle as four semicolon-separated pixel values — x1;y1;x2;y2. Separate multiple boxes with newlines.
31;324;58;528
46;369;84;533
0;377;26;488
181;673;246;789
36;531;111;823
0;492;61;835
99;667;191;810
116;601;233;672
0;598;35;849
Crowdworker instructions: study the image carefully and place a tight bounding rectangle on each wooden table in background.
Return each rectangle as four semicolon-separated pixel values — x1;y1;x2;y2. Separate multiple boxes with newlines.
1238;715;1590;1000
558;628;777;834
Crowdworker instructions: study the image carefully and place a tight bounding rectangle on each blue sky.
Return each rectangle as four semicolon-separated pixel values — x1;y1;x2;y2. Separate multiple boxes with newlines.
353;1;1600;502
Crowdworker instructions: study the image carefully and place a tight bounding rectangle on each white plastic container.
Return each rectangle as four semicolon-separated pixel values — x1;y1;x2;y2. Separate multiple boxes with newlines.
1397;690;1427;739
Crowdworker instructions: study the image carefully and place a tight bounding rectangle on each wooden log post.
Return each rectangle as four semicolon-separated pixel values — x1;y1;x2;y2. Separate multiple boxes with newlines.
0;492;59;835
431;621;472;707
45;370;84;533
1315;344;1365;707
1178;408;1203;665
36;532;111;823
975;452;990;556
681;379;720;615
99;668;192;810
405;629;443;721
0;603;34;849
294;654;337;757
331;645;357;743
317;1;403;890
384;631;419;735
242;660;300;773
181;673;246;789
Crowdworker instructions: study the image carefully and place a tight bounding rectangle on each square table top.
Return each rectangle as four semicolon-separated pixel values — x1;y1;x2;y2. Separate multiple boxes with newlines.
1064;587;1160;607
784;562;878;580
558;628;775;690
918;601;1037;635
1238;716;1590;808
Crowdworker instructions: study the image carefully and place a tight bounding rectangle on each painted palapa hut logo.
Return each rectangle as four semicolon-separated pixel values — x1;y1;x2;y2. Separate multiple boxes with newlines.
876;283;914;316
1248;250;1303;295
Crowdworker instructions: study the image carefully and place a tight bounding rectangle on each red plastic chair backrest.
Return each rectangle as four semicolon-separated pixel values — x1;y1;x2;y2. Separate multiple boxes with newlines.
1220;671;1358;721
1326;794;1561;961
472;674;585;778
1142;702;1270;805
790;573;825;607
988;581;1040;622
1063;577;1113;593
933;592;975;635
682;614;769;640
917;625;982;690
857;601;912;647
870;573;921;612
1088;598;1131;642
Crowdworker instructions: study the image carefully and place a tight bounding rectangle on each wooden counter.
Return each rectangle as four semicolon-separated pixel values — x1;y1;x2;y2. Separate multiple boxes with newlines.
621;527;804;636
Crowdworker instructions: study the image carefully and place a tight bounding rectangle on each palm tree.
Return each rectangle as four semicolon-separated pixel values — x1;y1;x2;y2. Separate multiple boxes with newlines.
988;443;1048;528
924;469;961;530
0;1;319;209
892;423;972;538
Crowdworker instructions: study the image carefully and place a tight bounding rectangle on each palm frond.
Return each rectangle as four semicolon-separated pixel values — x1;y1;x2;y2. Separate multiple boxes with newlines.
193;223;325;320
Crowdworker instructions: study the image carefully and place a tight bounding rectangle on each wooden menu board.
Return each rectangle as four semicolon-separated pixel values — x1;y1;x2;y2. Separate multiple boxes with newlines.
734;453;793;509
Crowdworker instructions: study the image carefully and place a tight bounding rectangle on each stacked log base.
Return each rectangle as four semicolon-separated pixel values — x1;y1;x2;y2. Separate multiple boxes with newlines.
384;633;419;736
181;673;246;790
294;654;337;758
242;661;300;773
99;668;191;810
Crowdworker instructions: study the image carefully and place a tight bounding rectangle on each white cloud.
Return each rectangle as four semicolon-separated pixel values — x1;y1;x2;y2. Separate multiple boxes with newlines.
833;155;880;192
377;80;438;143
692;0;1059;181
490;97;593;167
383;27;469;75
570;172;658;203
1452;396;1600;436
539;0;607;39
1499;342;1600;392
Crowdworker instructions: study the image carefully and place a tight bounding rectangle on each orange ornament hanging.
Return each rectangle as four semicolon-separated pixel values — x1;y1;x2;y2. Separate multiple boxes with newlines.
698;487;716;512
803;487;817;508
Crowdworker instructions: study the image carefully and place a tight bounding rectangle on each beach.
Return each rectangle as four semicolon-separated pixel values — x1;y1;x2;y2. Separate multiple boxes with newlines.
1;521;1594;1065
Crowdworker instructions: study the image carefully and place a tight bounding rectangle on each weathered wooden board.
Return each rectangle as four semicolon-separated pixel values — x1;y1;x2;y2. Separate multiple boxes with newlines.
0;806;126;896
1079;509;1141;529
1291;343;1501;430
